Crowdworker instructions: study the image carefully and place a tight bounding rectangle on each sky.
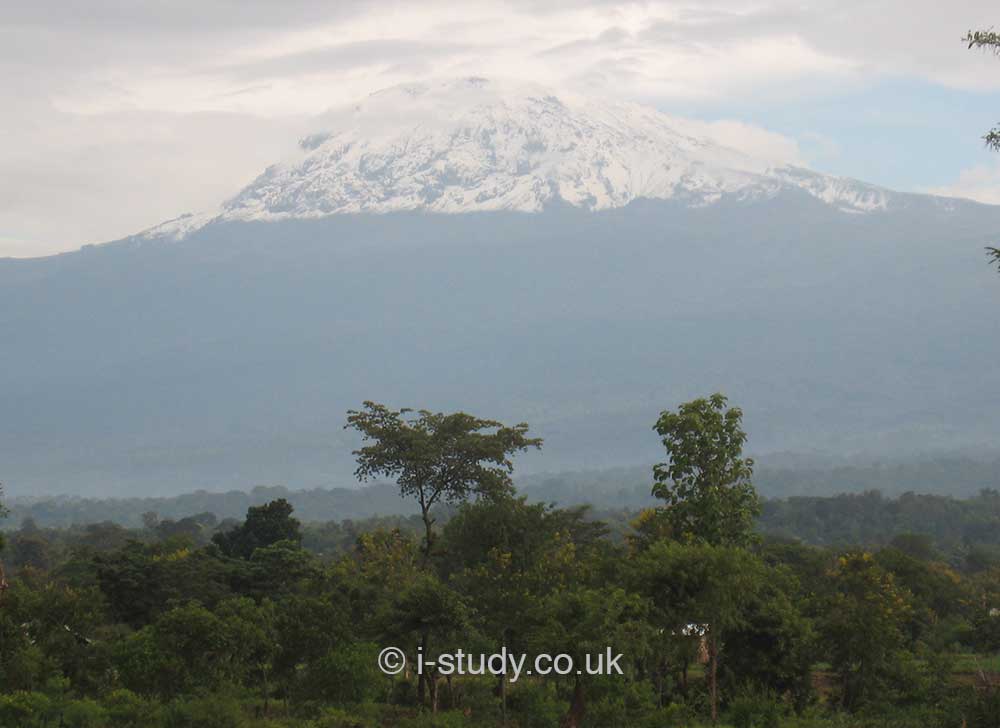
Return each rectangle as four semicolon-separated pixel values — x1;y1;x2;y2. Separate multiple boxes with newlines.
4;0;1000;258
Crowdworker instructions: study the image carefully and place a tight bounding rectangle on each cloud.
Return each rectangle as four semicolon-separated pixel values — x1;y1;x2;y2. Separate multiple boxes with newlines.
0;109;308;256
926;160;1000;204
219;39;478;83
4;0;1000;256
689;120;806;165
7;0;949;119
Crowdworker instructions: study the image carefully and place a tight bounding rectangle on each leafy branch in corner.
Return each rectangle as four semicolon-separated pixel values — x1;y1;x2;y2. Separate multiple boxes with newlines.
965;29;1000;269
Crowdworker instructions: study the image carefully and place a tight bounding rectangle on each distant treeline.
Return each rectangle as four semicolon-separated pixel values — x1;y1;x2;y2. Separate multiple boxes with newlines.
6;483;419;530
7;454;1000;532
758;489;1000;564
464;454;1000;506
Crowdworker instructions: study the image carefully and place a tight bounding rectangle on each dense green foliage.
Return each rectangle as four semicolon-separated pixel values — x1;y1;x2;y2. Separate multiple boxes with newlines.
651;394;760;548
0;400;998;727
758;489;1000;561
0;493;998;726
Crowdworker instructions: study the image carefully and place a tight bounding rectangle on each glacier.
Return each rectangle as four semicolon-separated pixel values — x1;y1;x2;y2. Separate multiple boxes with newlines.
140;77;908;242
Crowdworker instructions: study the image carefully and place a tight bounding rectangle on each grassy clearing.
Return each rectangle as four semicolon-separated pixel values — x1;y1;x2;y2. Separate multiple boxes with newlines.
952;652;1000;675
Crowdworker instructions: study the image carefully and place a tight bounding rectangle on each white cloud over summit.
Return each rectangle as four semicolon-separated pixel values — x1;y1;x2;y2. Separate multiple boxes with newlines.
3;0;999;256
928;161;1000;206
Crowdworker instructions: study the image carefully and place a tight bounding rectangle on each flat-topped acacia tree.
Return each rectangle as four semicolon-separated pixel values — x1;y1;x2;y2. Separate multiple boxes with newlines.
345;401;542;562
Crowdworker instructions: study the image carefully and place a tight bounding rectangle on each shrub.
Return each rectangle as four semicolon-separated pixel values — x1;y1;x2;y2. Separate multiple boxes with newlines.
63;698;109;728
302;643;384;705
103;688;164;727
397;711;471;728
725;686;783;728
313;706;376;728
165;693;246;728
0;691;53;728
507;681;563;728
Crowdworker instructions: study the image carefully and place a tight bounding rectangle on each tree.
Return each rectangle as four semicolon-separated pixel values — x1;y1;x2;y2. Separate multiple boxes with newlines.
149;602;230;697
383;572;472;712
632;541;766;723
442;497;609;723
818;552;914;710
525;585;649;728
96;541;168;627
214;597;279;713
719;566;817;711
345;401;542;561
651;394;760;547
272;593;353;703
964;29;1000;272
212;499;302;559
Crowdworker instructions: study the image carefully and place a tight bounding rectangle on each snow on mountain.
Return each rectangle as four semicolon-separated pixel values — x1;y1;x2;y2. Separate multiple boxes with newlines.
141;77;901;240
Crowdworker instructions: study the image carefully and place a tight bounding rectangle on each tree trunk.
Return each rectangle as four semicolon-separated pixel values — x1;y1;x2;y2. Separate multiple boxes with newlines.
655;660;665;708
560;677;586;728
430;672;440;714
421;508;435;564
500;636;509;727
418;630;429;706
500;671;508;727
709;634;719;724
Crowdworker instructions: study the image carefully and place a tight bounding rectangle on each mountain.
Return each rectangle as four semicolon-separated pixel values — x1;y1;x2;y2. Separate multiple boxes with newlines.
144;77;900;241
2;77;1000;497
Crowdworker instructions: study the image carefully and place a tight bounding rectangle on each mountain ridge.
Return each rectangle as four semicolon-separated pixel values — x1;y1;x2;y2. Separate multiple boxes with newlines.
131;77;971;245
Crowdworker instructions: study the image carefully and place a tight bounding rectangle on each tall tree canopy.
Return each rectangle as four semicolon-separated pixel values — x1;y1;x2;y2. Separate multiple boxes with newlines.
212;499;302;560
345;401;542;560
651;393;760;547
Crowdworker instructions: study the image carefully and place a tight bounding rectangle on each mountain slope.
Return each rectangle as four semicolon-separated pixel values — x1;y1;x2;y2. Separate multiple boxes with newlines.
141;77;917;242
2;79;999;497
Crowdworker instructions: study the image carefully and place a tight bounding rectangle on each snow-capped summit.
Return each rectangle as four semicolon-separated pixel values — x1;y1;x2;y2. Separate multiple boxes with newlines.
143;77;897;240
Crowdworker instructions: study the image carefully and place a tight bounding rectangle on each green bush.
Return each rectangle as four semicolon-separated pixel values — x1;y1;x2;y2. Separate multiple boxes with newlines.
958;685;1000;728
103;688;165;727
302;643;384;705
725;686;783;728
165;693;246;728
396;711;471;728
63;698;109;728
313;706;377;728
444;676;499;719
507;681;563;728
584;679;661;727
0;691;53;728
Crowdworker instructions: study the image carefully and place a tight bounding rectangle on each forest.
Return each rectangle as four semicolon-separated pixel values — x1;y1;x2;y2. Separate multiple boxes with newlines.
0;398;998;728
9;455;1000;531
